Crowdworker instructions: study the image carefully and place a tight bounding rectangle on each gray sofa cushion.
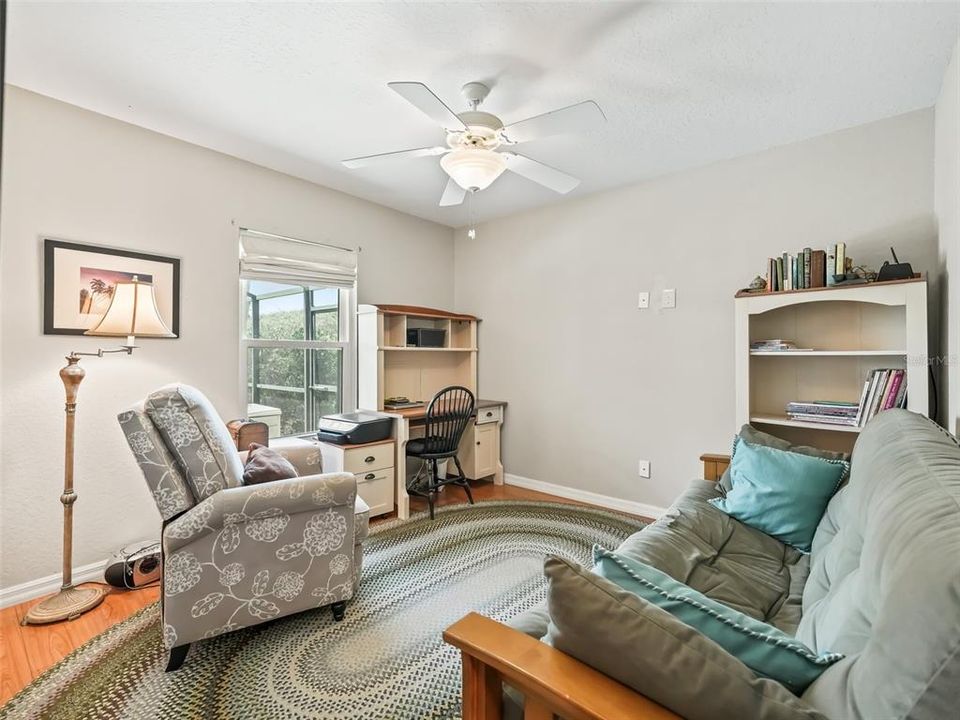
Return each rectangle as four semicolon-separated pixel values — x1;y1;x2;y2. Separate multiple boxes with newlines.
797;410;960;720
506;601;551;639
617;478;806;633
544;556;826;720
145;384;244;501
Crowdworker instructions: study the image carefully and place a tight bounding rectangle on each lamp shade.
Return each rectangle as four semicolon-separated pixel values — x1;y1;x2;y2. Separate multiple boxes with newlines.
440;148;507;191
84;276;176;340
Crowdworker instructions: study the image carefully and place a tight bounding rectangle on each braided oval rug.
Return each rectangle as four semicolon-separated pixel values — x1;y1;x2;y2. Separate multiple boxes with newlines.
1;501;644;720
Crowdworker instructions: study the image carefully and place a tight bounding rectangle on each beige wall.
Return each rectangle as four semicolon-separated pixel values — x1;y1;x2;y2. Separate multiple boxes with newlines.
455;110;937;510
0;86;454;590
936;38;960;436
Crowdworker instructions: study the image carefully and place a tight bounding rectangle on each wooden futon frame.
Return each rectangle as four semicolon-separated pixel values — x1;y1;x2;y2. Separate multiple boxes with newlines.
443;454;731;720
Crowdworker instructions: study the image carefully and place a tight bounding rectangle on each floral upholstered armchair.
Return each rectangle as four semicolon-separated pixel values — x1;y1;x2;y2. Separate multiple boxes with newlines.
118;384;370;671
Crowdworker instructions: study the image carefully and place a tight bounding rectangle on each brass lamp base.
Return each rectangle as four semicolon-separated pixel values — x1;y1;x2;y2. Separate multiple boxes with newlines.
22;585;107;625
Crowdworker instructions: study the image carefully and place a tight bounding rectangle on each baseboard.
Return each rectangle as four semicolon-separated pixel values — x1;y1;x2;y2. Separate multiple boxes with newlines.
0;560;107;610
504;473;666;520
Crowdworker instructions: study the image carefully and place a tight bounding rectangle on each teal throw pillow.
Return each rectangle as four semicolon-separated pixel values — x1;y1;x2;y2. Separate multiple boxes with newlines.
709;438;848;552
592;547;843;694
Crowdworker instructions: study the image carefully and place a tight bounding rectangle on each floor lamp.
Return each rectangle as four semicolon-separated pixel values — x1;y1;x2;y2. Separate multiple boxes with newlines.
23;276;176;625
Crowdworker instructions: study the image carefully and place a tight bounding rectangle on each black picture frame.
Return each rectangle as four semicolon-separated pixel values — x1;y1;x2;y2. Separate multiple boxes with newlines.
43;238;181;336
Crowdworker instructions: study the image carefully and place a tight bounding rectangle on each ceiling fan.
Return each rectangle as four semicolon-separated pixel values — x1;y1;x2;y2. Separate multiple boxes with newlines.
342;81;606;207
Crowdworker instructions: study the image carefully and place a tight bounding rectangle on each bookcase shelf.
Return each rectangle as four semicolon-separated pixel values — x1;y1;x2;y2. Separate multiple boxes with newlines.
749;350;907;357
736;278;928;451
749;414;863;433
382;346;478;352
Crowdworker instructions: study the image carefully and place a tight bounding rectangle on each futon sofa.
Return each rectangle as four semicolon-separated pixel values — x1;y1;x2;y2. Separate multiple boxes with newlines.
445;410;960;719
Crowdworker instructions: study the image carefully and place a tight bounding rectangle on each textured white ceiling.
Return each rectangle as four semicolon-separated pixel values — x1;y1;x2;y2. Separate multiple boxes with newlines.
7;2;960;227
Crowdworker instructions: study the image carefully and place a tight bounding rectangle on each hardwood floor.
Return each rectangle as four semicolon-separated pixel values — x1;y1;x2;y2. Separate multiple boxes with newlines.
0;482;641;705
0;584;161;705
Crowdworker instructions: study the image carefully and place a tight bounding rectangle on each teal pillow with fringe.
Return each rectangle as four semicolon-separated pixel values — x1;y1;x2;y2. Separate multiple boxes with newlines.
709;438;848;552
592;547;843;694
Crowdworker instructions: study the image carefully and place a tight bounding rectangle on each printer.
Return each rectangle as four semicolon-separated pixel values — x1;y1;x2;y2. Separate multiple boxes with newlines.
317;411;393;445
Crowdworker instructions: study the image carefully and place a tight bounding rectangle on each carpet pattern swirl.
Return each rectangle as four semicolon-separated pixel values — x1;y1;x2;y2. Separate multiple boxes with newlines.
1;501;644;720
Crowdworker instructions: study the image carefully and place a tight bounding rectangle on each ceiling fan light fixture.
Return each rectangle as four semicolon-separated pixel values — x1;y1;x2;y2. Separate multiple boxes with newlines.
440;148;507;191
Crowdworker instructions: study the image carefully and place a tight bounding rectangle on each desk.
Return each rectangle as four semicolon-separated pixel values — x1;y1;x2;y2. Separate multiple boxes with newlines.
383;399;507;520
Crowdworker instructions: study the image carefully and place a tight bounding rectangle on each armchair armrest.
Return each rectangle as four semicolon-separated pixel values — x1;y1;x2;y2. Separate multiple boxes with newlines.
443;612;680;720
164;472;356;552
236;438;325;476
272;442;325;476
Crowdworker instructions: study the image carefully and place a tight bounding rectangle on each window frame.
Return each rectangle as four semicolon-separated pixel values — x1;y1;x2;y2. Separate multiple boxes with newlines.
239;279;357;438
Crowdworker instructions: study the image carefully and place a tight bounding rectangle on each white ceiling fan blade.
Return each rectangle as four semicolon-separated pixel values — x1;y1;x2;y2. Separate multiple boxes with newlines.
502;101;606;144
439;177;467;207
388;82;468;132
342;146;447;169
502;153;580;194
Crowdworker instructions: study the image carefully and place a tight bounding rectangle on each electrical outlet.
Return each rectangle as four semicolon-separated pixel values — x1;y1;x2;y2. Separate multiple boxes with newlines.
638;459;651;478
638;291;649;309
662;288;676;309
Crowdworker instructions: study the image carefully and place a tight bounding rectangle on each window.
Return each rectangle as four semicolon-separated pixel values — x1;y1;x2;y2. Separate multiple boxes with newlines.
239;230;357;438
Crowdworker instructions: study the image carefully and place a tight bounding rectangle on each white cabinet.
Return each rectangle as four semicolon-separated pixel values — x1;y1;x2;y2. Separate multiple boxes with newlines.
319;440;396;517
457;420;501;481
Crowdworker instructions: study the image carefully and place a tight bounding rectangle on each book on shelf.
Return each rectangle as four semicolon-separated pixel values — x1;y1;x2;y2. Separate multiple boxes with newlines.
784;368;906;429
750;339;813;352
786;400;860;426
835;242;846;278
760;245;846;293
811;250;826;288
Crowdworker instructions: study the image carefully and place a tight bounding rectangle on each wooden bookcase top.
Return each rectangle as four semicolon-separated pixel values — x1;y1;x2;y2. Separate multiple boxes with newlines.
372;304;479;322
735;274;925;299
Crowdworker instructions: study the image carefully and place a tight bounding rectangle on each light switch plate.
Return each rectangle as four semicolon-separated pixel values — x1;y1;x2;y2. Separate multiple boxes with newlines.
638;292;649;309
662;289;676;309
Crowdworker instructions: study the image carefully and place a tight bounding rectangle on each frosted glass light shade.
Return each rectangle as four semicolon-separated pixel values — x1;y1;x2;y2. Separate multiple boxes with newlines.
440;148;507;191
85;277;176;339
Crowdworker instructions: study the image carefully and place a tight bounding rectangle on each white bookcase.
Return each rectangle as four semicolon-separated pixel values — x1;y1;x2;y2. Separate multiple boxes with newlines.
735;278;928;452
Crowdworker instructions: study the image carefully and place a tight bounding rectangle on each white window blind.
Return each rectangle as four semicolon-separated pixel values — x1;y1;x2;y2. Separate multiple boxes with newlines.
239;228;358;289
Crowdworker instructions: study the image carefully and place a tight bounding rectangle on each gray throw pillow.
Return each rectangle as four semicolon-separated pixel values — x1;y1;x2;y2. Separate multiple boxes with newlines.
720;424;850;492
242;443;299;485
543;556;827;720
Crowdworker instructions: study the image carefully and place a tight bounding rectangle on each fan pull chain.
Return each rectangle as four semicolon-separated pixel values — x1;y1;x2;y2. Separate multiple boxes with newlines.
467;190;477;240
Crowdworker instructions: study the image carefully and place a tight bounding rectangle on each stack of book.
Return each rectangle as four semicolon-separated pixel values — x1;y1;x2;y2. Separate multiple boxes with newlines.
764;242;851;292
854;369;907;426
785;368;907;429
750;339;811;352
786;401;861;426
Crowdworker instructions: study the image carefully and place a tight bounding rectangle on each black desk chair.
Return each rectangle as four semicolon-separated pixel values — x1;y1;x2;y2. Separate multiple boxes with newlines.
405;386;476;519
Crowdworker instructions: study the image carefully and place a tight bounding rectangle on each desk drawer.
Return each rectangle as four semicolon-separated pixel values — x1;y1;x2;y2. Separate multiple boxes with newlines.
356;468;394;517
343;442;394;473
475;406;502;425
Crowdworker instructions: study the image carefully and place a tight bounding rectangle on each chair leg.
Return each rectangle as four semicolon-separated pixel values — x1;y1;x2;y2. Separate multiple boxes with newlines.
165;643;190;672
428;460;439;520
454;456;474;504
332;601;347;622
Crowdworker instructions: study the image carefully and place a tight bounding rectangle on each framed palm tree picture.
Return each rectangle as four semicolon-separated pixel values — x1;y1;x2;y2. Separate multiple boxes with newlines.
43;238;180;336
